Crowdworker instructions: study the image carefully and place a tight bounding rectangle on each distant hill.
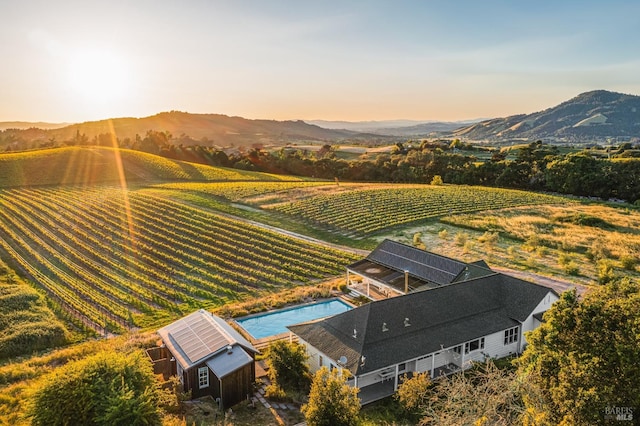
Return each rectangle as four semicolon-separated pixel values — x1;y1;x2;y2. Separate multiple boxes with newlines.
307;119;481;136
453;90;640;143
0;146;300;188
0;121;69;131
1;112;386;150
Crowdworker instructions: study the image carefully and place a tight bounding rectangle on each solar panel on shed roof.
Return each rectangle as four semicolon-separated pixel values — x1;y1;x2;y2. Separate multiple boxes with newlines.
168;312;233;365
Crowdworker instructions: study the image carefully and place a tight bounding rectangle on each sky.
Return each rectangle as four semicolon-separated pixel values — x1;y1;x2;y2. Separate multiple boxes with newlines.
2;0;639;123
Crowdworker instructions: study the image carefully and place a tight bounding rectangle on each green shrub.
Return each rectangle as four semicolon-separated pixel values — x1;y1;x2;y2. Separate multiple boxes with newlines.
597;259;616;284
536;246;548;257
586;239;611;262
523;234;540;252
265;384;287;401
558;252;572;266
430;175;443;186
478;231;499;248
564;261;580;276
556;213;614;229
454;232;468;247
462;240;475;254
302;367;360;426
620;255;637;271
29;351;162;426
266;341;311;394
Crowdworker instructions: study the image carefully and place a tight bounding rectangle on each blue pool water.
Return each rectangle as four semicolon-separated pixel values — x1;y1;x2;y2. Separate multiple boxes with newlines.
236;299;352;339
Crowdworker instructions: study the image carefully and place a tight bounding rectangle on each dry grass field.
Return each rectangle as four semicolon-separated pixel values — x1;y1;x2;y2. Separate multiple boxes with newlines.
386;202;640;287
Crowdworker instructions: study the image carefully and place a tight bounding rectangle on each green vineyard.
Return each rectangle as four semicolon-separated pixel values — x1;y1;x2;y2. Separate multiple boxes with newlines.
0;186;359;334
267;184;567;234
151;181;331;202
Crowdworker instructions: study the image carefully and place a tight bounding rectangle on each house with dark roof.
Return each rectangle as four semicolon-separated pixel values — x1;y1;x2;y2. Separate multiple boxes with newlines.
153;309;258;409
289;241;559;405
346;239;494;297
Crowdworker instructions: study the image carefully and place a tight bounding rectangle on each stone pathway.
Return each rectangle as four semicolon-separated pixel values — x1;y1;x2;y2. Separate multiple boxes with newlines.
253;378;287;425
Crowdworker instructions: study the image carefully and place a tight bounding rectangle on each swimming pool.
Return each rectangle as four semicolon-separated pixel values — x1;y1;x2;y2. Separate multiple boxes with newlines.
236;299;352;339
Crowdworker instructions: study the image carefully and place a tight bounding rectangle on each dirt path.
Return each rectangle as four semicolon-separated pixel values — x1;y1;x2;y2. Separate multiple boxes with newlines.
491;266;590;296
240;217;369;256
167;194;369;256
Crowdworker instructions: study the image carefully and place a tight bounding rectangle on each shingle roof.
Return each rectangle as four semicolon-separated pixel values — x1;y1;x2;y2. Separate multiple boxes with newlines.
347;239;494;291
289;273;556;376
158;309;257;370
366;239;466;284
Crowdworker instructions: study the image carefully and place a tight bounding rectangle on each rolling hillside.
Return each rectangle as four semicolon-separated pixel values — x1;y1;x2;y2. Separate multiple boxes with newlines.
0;146;301;188
453;90;640;142
1;111;383;150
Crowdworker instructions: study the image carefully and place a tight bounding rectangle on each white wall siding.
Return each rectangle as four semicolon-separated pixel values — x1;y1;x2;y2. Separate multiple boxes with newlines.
521;291;559;347
416;354;432;372
482;329;519;359
297;337;335;373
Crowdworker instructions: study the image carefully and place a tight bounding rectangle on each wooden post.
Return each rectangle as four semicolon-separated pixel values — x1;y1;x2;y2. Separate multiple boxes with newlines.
404;270;409;294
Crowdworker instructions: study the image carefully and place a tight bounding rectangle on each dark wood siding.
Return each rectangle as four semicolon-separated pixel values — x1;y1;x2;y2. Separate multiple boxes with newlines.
188;362;216;399
221;363;253;408
182;350;256;407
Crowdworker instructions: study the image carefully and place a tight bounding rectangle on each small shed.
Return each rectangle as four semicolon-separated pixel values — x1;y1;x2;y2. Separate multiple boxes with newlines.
157;309;258;409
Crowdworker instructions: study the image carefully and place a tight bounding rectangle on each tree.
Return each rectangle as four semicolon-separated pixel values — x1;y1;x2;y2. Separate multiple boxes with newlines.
302;367;360;426
29;351;162;426
396;372;431;413
266;340;311;393
517;279;640;425
398;362;530;425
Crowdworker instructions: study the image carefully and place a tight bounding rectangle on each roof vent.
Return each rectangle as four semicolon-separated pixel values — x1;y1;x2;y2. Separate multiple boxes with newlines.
226;345;233;354
360;355;366;367
404;317;411;327
352;328;357;339
382;322;389;332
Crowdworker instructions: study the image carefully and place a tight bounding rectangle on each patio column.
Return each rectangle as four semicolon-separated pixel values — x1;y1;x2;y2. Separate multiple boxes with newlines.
431;355;435;378
367;281;370;297
394;364;399;391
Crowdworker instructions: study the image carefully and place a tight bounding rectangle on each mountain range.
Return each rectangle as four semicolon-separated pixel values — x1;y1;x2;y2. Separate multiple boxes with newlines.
2;90;638;149
453;90;640;143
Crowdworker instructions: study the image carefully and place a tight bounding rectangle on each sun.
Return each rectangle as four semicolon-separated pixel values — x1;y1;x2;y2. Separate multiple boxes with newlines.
67;48;130;104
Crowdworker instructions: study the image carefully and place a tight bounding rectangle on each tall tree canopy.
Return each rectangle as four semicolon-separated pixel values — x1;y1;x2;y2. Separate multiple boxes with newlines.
517;279;640;425
266;340;311;393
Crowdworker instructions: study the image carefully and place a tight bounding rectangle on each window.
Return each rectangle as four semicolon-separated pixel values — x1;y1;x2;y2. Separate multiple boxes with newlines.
464;338;485;354
398;362;406;373
504;326;519;345
198;367;209;389
452;345;462;354
319;355;323;367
